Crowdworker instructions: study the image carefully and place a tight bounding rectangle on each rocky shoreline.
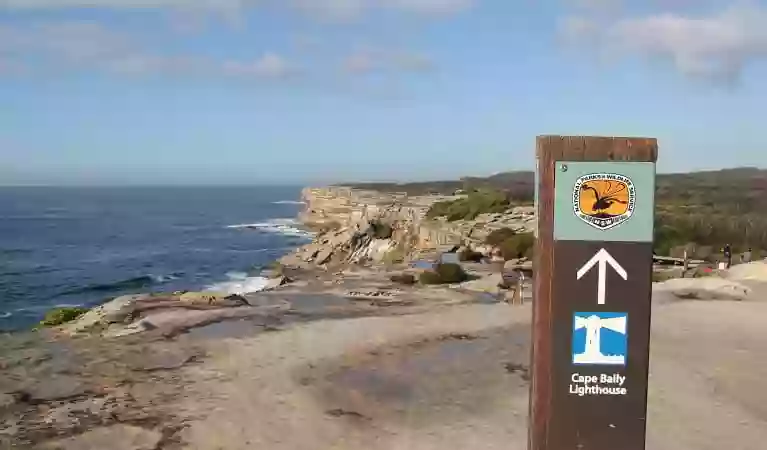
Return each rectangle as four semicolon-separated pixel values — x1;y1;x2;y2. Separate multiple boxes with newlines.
35;186;537;340
2;186;767;449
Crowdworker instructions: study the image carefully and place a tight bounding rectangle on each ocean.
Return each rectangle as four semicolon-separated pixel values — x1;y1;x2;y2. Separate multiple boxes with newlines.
0;186;313;332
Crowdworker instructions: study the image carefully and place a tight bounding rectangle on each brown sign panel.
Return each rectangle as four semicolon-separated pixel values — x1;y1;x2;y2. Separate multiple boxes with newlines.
547;240;653;450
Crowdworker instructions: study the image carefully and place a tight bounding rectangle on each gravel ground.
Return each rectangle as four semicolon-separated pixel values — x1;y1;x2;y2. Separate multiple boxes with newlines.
4;266;766;449
175;292;767;450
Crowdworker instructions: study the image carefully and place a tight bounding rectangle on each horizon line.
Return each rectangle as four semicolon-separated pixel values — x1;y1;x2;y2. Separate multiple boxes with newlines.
1;165;764;188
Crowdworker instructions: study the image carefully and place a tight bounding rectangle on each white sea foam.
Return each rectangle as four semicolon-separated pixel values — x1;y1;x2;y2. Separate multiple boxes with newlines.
205;271;270;295
226;218;313;238
0;312;12;319
272;200;306;205
149;273;180;283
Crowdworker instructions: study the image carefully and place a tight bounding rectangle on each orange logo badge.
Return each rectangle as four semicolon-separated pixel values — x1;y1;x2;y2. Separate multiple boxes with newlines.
572;173;636;230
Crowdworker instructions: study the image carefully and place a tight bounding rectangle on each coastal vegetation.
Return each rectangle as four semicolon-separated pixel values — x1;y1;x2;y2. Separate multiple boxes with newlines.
419;263;469;285
37;306;89;328
369;220;394;239
354;168;767;256
499;233;536;260
425;189;512;221
482;227;535;260
457;247;484;262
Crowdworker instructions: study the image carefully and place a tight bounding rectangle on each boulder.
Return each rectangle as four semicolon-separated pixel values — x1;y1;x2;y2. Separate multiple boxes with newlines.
22;375;89;402
503;258;530;271
104;302;291;338
0;393;15;409
472;244;494;257
278;252;305;268
364;239;397;262
656;277;751;301
63;294;148;333
460;273;503;294
315;247;334;265
724;261;767;282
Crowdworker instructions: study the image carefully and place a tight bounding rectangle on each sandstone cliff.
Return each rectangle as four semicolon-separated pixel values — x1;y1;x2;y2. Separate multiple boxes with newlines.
279;186;537;268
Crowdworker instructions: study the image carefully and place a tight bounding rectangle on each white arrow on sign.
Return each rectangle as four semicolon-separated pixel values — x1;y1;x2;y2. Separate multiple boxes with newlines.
576;248;628;305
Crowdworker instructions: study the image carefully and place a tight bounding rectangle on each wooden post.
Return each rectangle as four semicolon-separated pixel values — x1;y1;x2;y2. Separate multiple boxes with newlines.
514;274;523;305
529;136;658;450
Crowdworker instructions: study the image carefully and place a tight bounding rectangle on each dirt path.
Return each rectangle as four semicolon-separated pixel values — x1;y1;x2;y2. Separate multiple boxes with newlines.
175;294;767;450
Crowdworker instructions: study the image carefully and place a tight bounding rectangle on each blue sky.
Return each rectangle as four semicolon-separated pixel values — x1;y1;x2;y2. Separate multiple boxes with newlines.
1;0;766;186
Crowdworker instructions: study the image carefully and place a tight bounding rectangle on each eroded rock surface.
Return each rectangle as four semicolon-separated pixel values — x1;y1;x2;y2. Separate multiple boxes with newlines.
656;277;752;301
38;425;163;450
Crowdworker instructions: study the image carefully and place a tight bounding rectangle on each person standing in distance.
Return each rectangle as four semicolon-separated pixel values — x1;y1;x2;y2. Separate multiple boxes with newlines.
723;244;732;269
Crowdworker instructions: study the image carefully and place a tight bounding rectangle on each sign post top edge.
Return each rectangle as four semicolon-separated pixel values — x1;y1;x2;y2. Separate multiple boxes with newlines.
536;136;658;163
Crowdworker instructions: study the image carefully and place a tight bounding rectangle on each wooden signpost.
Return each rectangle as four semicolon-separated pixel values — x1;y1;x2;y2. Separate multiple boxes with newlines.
528;136;658;450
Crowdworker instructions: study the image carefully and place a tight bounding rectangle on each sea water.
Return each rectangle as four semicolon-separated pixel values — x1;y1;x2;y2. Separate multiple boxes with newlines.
0;186;312;331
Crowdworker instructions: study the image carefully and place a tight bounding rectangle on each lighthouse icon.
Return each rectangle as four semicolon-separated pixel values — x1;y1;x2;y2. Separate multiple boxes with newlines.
572;312;628;365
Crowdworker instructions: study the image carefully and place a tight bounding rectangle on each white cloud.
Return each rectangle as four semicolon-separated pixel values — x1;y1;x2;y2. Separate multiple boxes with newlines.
0;20;299;79
561;4;767;83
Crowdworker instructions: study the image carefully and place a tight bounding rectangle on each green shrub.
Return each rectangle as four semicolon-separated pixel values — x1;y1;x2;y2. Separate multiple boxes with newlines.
485;227;518;246
390;273;417;285
418;263;469;285
369;221;394;239
38;306;89;328
652;210;767;257
382;247;405;265
426;190;511;222
524;243;535;259
419;271;444;285
435;262;469;283
499;233;535;261
458;248;484;262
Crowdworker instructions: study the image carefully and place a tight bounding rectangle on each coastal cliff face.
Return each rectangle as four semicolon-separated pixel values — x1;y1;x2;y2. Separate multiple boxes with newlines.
298;187;436;229
280;186;537;268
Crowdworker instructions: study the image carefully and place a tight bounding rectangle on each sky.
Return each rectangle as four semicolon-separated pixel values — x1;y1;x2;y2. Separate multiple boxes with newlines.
1;0;767;186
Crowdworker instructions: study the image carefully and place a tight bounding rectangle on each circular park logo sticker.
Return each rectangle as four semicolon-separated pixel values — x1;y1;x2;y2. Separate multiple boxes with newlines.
572;173;636;231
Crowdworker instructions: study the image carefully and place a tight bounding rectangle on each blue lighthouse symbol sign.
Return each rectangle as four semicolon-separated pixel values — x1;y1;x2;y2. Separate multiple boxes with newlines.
572;312;628;365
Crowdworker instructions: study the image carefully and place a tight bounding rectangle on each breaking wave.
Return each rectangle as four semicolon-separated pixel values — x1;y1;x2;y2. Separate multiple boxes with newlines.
204;271;270;295
60;273;182;296
226;218;313;238
271;200;305;205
